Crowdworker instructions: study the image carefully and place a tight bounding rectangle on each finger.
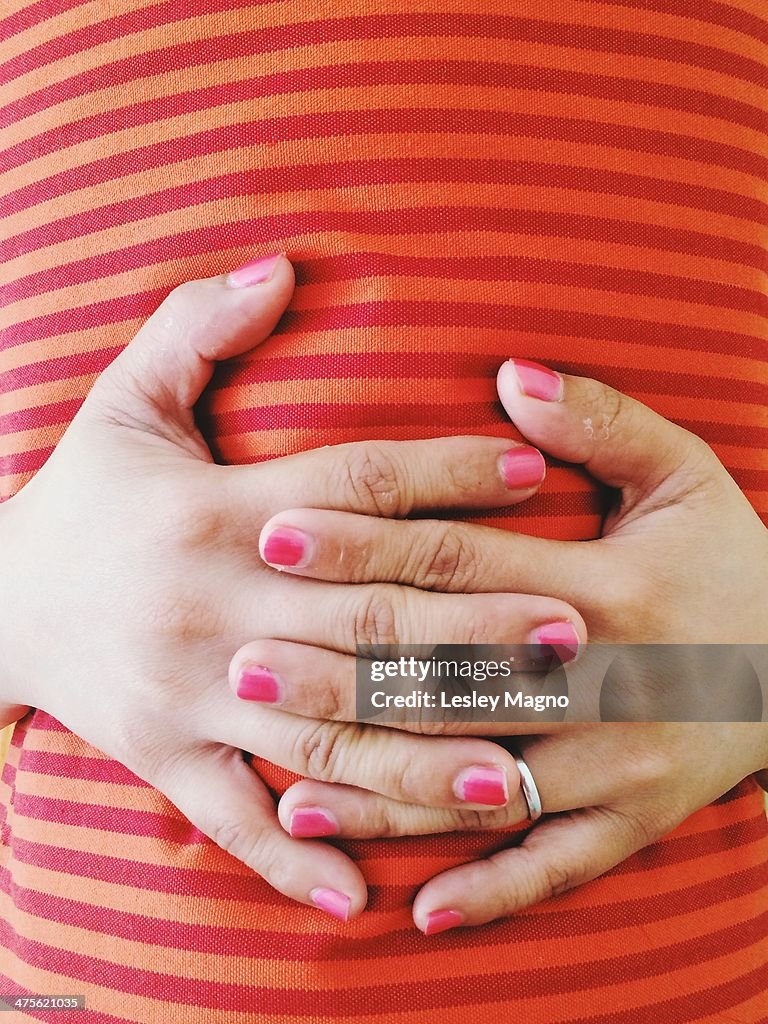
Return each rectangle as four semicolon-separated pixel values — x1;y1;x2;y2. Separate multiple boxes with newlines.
218;705;523;810
276;779;529;838
85;254;294;436
226;436;546;520
227;637;583;732
496;359;718;503
412;807;647;932
257;508;587;599
274;730;622;841
156;743;367;922
248;575;585;657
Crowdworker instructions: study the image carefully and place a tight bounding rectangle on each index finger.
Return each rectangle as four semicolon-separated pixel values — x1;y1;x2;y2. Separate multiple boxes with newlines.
222;436;546;519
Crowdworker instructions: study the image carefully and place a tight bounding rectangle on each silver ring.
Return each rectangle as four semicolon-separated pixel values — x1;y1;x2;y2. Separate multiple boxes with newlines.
513;753;543;821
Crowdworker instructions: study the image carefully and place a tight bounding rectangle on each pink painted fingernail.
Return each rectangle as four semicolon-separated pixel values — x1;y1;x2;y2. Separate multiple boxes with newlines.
227;252;284;287
236;666;283;703
424;909;464;936
262;526;312;568
508;358;563;401
310;887;351;922
453;765;508;806
532;621;580;663
290;806;339;838
500;446;546;489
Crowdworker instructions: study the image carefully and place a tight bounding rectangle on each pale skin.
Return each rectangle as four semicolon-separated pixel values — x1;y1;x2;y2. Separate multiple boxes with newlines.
1;256;766;933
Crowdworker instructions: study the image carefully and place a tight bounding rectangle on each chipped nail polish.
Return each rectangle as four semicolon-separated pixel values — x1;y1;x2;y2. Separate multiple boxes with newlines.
290;807;339;838
508;359;563;401
532;621;580;663
227;253;283;287
310;887;351;922
454;765;508;806
500;446;546;489
236;666;283;703
262;526;312;568
424;909;464;936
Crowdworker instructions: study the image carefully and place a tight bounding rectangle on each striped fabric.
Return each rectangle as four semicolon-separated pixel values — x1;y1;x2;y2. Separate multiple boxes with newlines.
1;1;768;1020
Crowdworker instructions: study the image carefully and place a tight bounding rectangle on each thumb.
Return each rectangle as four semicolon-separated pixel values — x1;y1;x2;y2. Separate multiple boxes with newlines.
412;807;643;931
156;744;368;920
496;359;717;503
86;253;294;440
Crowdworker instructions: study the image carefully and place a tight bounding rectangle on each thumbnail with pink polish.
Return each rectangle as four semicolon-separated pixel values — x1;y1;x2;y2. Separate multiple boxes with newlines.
455;765;508;806
310;887;351;922
534;621;580;663
500;446;546;489
509;358;563;402
262;527;310;567
290;807;339;838
236;667;282;703
424;909;464;936
227;252;282;287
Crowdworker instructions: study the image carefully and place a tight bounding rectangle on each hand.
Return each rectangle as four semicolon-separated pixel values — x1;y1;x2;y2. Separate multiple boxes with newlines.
0;261;590;919
236;359;768;927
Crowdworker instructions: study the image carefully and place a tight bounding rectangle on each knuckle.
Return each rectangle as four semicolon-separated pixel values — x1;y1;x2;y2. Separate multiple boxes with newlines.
154;490;228;552
598;385;626;441
590;570;651;630
295;719;355;782
581;379;625;444
678;431;721;487
540;857;579;899
412;523;478;592
136;588;219;646
450;805;505;831
465;614;494;645
339;443;410;518
210;819;277;878
350;586;402;649
308;675;347;721
625;742;676;791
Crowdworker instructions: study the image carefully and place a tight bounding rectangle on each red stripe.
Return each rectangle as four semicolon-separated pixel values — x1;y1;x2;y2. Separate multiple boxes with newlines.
575;963;768;1024
6;160;768;274
4;0;766;92
4;60;766;183
0;908;765;1012
0;0;94;43
2;840;289;899
2;215;764;341
5;109;768;224
275;299;766;357
4;352;767;437
10;793;208;844
725;469;768;492
677;419;768;448
0;446;54;478
2;14;765;131
0;0;286;82
10;783;766;883
4;280;766;389
0;398;83;434
210;345;768;403
1;833;764;960
16;748;151;788
0;975;123;1024
600;0;768;45
199;400;768;453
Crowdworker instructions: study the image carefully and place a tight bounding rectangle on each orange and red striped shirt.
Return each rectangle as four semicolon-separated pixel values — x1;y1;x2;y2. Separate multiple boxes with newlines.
1;1;767;1020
